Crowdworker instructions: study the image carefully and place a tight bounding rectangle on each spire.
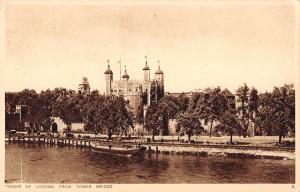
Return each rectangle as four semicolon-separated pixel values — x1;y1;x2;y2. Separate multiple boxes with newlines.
158;60;160;70
118;59;121;80
122;65;130;79
143;55;150;70
155;60;163;74
104;59;113;74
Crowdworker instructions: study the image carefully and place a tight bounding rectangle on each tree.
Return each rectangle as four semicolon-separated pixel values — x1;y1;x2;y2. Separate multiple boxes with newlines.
177;93;189;112
195;87;229;137
81;91;106;134
256;84;295;143
256;92;273;136
106;97;133;135
81;94;134;138
145;104;161;140
271;85;295;143
216;109;242;144
236;83;251;137
51;89;83;124
248;88;259;135
157;96;180;119
176;111;203;141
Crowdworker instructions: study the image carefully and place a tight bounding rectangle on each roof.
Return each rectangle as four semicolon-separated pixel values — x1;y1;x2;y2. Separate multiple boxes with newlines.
222;88;234;97
122;74;130;79
104;65;113;74
155;65;163;74
80;77;89;84
143;64;150;70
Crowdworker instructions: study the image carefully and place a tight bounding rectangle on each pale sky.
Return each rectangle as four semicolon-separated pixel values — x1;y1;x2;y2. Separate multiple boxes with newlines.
4;2;298;94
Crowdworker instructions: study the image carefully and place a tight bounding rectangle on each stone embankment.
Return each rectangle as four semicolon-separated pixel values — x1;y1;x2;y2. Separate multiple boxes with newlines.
143;144;295;160
5;136;295;160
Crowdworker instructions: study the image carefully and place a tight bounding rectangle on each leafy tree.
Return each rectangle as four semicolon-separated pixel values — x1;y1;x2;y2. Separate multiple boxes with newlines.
236;83;251;137
256;92;273;136
256;84;295;143
81;94;133;139
51;89;83;124
248;88;259;135
176;111;203;141
177;93;189;112
195;87;229;137
81;91;106;134
216;109;242;144
145;104;161;140
157;96;180;119
270;85;295;143
110;96;134;137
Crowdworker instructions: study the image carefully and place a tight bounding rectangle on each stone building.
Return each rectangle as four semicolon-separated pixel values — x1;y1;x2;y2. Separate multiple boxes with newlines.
78;77;90;94
104;57;164;121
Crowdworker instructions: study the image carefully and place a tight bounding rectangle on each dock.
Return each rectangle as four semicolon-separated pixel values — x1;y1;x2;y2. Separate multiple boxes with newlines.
5;136;295;160
5;136;92;148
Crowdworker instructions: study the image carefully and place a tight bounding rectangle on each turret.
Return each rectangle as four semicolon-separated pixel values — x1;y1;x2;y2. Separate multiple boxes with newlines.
104;59;113;96
143;55;150;81
155;60;164;85
122;65;130;81
154;60;164;102
78;77;90;94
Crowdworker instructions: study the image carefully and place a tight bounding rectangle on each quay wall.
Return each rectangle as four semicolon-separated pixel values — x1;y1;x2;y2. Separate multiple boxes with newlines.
5;136;295;160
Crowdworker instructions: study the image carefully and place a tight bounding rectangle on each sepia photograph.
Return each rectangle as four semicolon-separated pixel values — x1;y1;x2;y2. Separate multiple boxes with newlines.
1;0;299;191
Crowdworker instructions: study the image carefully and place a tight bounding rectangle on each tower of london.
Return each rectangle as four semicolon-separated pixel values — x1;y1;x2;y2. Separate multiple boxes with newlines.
104;57;165;121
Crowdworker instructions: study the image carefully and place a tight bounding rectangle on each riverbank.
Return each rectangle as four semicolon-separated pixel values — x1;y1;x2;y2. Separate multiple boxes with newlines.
5;135;295;160
143;144;295;160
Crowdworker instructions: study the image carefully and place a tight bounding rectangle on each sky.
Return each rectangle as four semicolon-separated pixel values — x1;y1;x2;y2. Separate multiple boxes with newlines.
4;2;298;94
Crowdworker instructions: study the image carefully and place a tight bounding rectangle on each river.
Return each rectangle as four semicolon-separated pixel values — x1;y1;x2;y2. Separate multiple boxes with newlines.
5;143;295;183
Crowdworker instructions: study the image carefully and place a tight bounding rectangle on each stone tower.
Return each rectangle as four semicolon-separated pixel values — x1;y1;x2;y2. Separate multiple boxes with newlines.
143;56;150;82
142;56;151;107
155;61;164;101
155;61;164;87
104;60;113;96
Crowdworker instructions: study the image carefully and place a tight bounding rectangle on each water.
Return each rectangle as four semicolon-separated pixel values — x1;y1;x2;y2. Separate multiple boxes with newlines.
5;143;295;183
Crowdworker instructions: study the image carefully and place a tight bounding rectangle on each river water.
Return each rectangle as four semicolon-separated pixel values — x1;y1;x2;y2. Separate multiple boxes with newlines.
5;143;294;183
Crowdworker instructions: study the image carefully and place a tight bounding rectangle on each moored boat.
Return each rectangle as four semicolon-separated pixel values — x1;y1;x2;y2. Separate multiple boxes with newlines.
91;142;146;157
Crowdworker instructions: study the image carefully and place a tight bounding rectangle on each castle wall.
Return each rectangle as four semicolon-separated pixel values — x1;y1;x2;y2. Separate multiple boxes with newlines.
50;117;67;133
111;80;142;96
71;123;84;131
169;119;177;135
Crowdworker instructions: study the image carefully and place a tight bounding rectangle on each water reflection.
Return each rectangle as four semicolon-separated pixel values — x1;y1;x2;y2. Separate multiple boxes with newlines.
83;151;170;183
208;159;250;183
5;144;295;183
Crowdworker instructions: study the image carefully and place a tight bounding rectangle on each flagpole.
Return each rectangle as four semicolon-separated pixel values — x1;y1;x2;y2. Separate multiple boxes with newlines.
119;60;121;80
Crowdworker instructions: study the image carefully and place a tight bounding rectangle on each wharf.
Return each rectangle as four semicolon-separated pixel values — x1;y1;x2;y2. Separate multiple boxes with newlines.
5;136;295;160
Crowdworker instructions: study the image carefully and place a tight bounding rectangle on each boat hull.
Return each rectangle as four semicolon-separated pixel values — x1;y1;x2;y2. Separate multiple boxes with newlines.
91;145;145;157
